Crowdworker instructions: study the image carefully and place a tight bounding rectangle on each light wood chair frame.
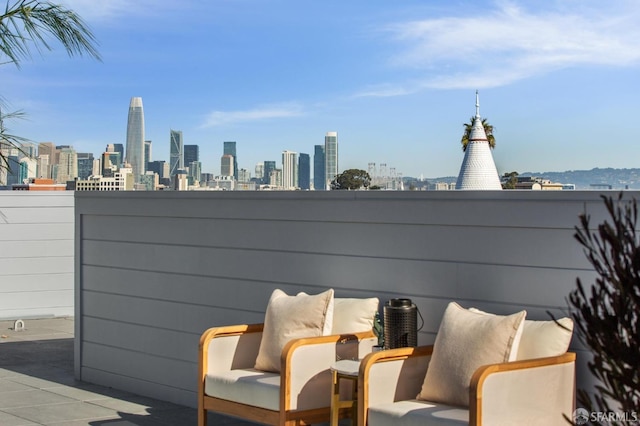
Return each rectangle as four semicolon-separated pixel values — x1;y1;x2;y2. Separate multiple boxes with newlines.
199;323;375;426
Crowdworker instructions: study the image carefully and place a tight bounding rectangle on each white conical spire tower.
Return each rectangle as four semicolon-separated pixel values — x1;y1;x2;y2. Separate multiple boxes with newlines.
455;91;502;190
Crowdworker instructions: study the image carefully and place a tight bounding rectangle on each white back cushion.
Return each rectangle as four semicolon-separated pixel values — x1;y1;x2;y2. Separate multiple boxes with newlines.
417;302;526;407
254;288;334;372
332;297;379;335
517;317;573;360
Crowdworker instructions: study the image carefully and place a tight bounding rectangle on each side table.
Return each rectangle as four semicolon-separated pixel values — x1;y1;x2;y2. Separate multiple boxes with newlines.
330;359;360;426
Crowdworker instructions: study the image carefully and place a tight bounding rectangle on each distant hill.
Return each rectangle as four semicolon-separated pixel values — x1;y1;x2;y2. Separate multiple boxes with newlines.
519;168;640;190
410;168;640;190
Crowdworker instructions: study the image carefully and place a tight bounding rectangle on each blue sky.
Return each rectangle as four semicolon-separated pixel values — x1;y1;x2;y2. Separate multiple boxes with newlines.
2;0;639;178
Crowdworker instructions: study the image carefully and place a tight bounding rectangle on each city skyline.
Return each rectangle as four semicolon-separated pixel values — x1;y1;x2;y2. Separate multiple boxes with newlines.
2;1;640;178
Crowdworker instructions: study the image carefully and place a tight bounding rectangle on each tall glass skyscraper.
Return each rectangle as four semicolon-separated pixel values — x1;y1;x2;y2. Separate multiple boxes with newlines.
169;129;183;177
125;97;145;181
184;145;199;168
313;145;325;190
263;161;276;185
77;152;94;180
324;132;338;190
114;143;124;167
144;140;152;169
298;153;310;190
223;141;238;180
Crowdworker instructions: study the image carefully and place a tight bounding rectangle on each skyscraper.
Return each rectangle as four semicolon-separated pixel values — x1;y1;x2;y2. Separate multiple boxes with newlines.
113;143;125;167
221;154;234;177
36;154;49;179
255;163;264;183
184;145;199;168
37;142;56;178
263;161;276;185
282;150;298;190
144;140;152;170
298;153;310;190
4;153;19;187
169;129;183;177
125;97;145;181
147;160;169;179
324;132;338;190
77;152;94;180
313;145;325;190
223;141;238;180
56;146;78;184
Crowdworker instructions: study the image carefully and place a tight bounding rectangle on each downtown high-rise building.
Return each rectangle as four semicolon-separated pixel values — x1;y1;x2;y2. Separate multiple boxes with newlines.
56;146;78;184
169;129;184;177
298;153;310;190
125;97;145;181
223;141;238;180
221;154;234;177
184;145;199;168
19;157;37;183
37;142;56;178
77;152;94;180
324;132;338;190
263;161;276;185
3;151;20;187
255;163;264;183
313;145;325;190
113;144;124;167
144;140;152;169
147;160;169;179
282;150;298;190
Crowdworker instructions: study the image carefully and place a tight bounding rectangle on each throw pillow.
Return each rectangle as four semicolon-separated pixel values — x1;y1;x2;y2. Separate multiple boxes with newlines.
417;302;526;407
517;317;574;360
468;307;525;361
332;297;379;334
254;288;334;372
469;308;573;360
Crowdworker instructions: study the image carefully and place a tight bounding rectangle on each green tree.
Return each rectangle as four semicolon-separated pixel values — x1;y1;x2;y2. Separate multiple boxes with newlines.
331;169;371;190
461;116;495;152
501;171;519;189
569;194;640;423
0;0;101;171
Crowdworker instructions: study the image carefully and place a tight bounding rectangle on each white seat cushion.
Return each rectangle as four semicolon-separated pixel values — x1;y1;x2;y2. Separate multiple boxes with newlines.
368;400;468;426
205;368;280;411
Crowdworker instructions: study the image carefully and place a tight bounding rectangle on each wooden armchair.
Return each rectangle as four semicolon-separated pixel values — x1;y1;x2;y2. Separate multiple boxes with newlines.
199;323;376;426
357;302;577;425
198;291;380;425
357;346;576;425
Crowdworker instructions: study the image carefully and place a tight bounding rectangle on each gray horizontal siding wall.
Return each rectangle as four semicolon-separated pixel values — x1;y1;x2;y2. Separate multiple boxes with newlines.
0;192;75;320
75;190;629;408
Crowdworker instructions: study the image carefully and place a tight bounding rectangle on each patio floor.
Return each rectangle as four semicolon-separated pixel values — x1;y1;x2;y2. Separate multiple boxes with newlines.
0;317;263;426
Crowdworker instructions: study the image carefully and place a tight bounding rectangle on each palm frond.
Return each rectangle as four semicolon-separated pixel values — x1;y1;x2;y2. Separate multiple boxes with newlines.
460;116;496;151
0;0;101;67
0;108;30;172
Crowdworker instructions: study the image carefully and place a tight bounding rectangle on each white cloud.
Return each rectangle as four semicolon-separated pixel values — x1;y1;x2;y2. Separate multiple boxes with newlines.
351;84;420;99
59;0;179;21
380;0;640;91
201;103;304;128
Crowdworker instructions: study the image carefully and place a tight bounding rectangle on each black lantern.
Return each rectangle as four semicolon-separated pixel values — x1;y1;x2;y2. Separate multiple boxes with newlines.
383;298;419;349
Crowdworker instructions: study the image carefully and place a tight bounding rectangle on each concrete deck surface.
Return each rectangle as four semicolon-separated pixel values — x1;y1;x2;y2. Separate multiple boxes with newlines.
0;318;263;426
